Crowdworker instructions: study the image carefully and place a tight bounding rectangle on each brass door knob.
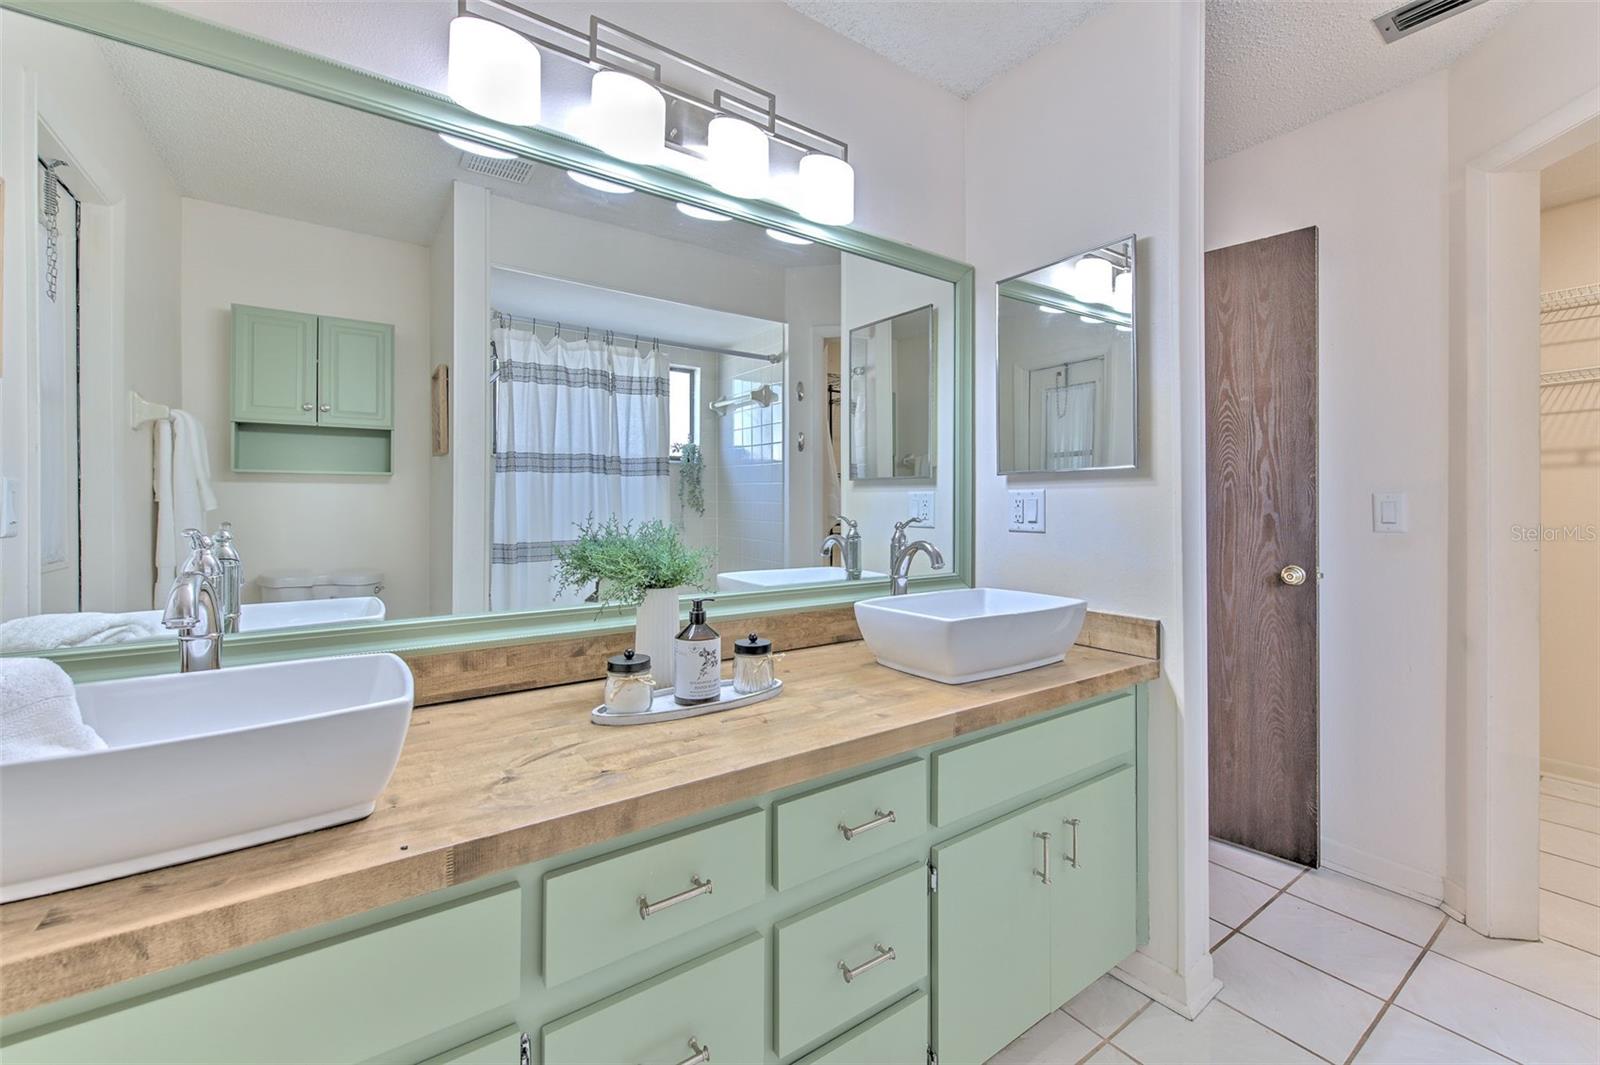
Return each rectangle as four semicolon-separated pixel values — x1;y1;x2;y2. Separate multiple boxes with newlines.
1279;564;1308;586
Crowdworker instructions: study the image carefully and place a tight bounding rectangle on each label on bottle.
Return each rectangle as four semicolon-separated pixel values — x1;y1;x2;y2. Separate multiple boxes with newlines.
674;639;722;703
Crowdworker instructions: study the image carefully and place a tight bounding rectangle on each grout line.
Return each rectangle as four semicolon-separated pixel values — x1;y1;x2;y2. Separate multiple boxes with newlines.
1536;928;1600;959
1234;927;1398;1003
1207;999;1336;1064
1427;918;1600;1015
1537;843;1600;870
1211;868;1306;952
1276;882;1443;948
1386;1003;1525;1063
1074;1000;1152;1065
1209;848;1309;891
1538;884;1600;908
1342;914;1449;1065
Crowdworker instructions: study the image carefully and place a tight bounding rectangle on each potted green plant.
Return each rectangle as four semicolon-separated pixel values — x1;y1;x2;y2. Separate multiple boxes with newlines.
553;516;713;688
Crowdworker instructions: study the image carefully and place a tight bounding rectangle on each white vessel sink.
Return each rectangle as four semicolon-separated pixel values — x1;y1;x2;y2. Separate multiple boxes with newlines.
0;654;413;902
126;596;387;635
855;588;1088;684
718;566;888;592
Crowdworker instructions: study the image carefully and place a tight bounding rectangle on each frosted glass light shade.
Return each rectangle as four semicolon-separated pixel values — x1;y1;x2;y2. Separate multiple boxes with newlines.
797;152;854;225
588;71;665;163
707;116;769;199
1110;269;1134;313
447;16;541;126
1072;256;1115;307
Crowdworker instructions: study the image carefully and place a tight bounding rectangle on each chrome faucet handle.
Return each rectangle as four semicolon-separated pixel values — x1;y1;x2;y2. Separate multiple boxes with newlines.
893;516;927;533
835;515;858;533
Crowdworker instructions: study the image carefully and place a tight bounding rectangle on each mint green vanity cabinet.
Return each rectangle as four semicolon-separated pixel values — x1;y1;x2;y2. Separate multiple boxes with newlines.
541;935;766;1065
772;760;929;890
1050;765;1138;1005
318;315;395;429
796;991;928;1065
421;1027;526;1065
231;304;319;426
773;863;928;1057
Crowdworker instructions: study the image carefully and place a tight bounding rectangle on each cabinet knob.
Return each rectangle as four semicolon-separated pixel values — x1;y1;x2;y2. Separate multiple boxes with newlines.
301;403;313;411
318;404;331;413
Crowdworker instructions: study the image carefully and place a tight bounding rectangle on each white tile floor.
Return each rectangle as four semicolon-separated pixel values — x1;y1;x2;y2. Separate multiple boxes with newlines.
988;776;1600;1064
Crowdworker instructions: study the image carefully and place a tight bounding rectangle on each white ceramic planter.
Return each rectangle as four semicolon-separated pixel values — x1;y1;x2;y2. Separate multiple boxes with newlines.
634;586;684;689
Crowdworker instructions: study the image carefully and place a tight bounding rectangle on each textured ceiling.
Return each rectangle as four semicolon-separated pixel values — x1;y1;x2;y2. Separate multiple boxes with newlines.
1205;0;1530;161
1542;142;1600;210
784;1;1108;98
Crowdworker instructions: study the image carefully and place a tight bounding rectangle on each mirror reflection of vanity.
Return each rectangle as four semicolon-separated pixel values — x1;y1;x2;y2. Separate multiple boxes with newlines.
0;8;967;658
997;238;1137;474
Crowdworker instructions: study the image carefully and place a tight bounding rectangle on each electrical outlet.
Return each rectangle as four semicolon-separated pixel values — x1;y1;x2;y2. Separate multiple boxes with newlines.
1008;488;1045;533
908;491;934;526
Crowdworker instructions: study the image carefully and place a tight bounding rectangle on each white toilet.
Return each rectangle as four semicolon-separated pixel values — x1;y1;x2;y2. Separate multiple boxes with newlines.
257;569;385;604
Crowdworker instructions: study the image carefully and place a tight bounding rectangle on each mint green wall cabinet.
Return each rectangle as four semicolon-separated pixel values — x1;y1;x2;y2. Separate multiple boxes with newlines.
796;991;928;1065
1050;766;1138;1005
231;305;318;426
318;316;395;429
231;304;395;475
0;886;521;1065
542;935;765;1065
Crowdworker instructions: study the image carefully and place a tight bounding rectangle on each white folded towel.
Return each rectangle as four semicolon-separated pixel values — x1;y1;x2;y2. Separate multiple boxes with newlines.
0;658;107;765
154;409;218;602
0;611;167;654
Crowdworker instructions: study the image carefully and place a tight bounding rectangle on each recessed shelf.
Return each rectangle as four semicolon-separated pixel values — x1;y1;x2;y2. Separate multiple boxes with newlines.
232;422;392;476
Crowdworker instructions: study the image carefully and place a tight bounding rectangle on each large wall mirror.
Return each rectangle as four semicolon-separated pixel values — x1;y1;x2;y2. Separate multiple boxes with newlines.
0;4;972;669
997;237;1136;474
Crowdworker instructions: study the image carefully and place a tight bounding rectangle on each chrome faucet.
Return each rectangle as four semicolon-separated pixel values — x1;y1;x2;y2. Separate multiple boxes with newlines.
889;516;944;596
820;515;863;579
213;521;243;634
161;529;224;672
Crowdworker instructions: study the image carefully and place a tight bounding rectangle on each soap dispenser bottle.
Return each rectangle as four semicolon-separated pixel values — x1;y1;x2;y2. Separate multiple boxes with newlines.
674;597;721;705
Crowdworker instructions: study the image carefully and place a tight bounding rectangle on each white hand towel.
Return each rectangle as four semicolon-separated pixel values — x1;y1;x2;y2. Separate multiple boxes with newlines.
0;611;167;654
0;658;107;765
153;409;218;602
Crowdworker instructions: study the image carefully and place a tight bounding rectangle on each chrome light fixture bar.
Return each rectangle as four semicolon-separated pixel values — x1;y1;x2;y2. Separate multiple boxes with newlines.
453;0;854;223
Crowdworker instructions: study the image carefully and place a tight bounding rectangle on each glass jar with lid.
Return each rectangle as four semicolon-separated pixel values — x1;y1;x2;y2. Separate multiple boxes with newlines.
731;633;779;694
604;649;656;714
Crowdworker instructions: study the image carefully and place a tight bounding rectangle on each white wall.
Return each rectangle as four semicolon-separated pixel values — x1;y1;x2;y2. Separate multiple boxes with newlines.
0;12;181;617
427;200;456;616
1538;196;1600;784
966;1;1211;1010
179;198;435;619
784;264;844;562
1206;74;1452;902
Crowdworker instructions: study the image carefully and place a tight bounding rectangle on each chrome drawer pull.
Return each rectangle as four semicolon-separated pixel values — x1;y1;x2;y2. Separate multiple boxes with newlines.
638;875;713;919
1064;818;1081;868
1034;831;1053;885
673;1038;711;1065
839;943;896;983
838;808;896;841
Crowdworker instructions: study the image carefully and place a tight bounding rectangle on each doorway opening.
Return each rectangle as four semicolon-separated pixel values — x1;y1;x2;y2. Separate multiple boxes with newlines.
35;157;81;614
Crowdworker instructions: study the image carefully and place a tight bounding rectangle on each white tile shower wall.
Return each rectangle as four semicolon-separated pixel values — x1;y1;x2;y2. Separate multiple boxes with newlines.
716;359;786;574
667;349;721;576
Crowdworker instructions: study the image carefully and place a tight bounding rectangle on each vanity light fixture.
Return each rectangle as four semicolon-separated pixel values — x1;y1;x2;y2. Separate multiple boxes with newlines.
446;15;542;126
708;116;770;199
1115;324;1132;333
438;132;518;160
797;152;855;225
1077;315;1099;325
766;228;813;246
586;70;665;163
1072;256;1116;308
677;203;730;222
567;171;635;194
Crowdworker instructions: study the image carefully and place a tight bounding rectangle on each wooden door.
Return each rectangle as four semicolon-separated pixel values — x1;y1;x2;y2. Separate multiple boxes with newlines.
1049;766;1137;1005
1205;227;1320;865
317;316;394;429
931;798;1054;1065
231;305;318;425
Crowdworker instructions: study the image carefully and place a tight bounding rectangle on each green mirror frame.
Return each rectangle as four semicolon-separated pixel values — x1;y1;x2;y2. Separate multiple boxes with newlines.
2;0;976;683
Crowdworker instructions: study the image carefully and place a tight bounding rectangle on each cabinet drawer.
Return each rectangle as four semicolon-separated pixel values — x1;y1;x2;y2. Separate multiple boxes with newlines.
543;809;766;985
773;760;929;890
932;693;1133;824
542;935;765;1065
796;991;929;1065
417;1026;525;1065
773;863;929;1058
2;886;521;1065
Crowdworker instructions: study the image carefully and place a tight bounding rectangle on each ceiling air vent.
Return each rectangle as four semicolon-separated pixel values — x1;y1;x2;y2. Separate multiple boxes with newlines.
457;152;534;183
1373;0;1491;43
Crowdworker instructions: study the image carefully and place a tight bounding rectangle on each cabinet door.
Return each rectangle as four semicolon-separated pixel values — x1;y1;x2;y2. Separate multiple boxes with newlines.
318;316;394;429
232;305;318;425
930;795;1056;1065
1049;765;1138;1006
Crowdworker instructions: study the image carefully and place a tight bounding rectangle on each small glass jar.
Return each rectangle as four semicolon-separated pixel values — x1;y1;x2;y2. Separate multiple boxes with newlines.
604;649;656;714
732;633;778;694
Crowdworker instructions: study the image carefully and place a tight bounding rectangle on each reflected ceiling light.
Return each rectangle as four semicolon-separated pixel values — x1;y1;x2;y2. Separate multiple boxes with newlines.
677;203;731;222
1073;256;1115;306
438;132;517;160
1115;324;1132;333
447;16;542;126
587;70;665;163
765;228;812;246
708;115;770;198
1039;306;1066;315
567;171;635;194
1111;269;1134;313
797;152;854;225
1078;315;1099;325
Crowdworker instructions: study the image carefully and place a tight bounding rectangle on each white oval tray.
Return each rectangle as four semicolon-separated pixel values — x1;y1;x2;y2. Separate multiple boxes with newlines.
591;678;783;726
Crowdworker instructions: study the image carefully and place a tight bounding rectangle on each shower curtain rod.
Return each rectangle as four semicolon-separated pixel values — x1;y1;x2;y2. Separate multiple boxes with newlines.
490;310;783;365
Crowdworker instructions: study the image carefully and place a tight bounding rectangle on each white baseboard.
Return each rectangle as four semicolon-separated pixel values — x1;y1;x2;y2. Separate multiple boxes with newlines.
1441;877;1467;923
1541;759;1600;787
1321;837;1444;906
1115;948;1221;1020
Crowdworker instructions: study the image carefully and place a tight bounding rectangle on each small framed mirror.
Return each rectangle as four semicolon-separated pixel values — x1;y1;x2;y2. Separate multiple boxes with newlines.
997;237;1136;474
847;304;936;480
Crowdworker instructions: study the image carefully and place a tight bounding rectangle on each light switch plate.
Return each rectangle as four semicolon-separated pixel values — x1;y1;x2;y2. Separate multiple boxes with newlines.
908;491;934;526
1372;491;1408;534
1008;488;1046;533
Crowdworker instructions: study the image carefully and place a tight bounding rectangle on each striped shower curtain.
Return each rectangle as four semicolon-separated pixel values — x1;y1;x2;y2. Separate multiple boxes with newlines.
490;324;671;611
